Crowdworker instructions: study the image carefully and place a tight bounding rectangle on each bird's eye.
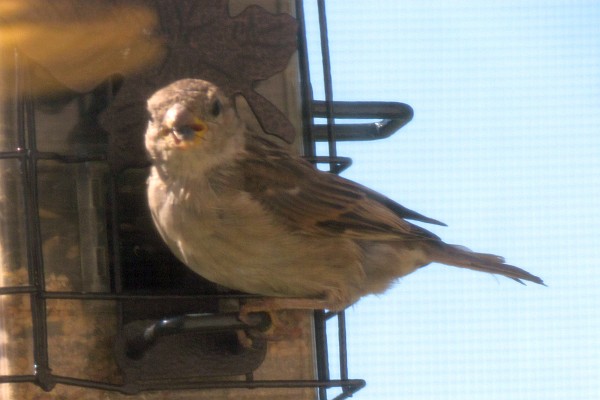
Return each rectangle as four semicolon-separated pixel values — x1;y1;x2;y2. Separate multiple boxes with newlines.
210;100;221;117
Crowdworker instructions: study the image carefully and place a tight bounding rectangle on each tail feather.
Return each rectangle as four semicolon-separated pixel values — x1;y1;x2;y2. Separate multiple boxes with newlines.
432;244;545;286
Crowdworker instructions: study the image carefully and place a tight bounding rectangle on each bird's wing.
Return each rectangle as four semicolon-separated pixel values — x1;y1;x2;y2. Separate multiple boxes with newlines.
222;136;444;241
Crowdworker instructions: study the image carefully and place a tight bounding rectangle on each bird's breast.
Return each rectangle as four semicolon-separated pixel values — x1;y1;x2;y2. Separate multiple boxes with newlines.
147;169;367;299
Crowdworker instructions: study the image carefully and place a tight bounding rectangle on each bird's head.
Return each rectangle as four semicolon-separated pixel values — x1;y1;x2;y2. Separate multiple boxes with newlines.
145;79;245;176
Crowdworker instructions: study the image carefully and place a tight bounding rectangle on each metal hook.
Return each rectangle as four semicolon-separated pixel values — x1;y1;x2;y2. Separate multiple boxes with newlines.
312;100;414;141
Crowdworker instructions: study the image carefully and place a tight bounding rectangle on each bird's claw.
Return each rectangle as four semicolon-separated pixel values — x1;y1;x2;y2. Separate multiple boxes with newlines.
237;299;304;347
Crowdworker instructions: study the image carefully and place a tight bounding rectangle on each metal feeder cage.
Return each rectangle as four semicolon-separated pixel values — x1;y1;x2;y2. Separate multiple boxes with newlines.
0;1;413;399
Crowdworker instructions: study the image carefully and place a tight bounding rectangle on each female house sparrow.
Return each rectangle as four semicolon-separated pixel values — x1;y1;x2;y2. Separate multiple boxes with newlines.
144;79;544;313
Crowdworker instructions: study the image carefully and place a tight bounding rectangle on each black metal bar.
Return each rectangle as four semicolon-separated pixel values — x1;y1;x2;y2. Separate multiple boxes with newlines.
41;291;261;300
7;151;105;162
312;100;414;141
47;375;366;395
317;0;337;174
295;0;316;158
0;149;26;159
313;100;413;119
132;378;367;393
14;48;25;153
0;286;36;295
0;151;106;163
331;380;365;400
337;311;351;397
16;51;54;393
314;310;330;400
0;375;36;384
40;152;107;163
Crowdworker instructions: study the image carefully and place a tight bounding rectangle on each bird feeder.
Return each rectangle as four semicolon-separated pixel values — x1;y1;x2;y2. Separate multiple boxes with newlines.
0;1;412;399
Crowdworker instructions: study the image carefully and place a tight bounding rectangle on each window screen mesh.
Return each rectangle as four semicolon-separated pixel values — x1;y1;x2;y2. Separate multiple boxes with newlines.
304;2;600;399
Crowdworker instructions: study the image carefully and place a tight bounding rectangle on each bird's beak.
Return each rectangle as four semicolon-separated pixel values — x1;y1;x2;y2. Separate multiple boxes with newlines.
163;103;208;148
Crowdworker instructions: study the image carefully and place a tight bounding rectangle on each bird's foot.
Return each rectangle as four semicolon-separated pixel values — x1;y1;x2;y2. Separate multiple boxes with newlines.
237;297;329;347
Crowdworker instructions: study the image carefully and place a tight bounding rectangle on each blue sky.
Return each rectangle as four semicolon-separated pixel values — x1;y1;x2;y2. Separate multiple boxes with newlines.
304;2;600;399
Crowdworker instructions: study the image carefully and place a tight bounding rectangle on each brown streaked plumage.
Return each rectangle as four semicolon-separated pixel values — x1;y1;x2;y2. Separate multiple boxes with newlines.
144;79;544;312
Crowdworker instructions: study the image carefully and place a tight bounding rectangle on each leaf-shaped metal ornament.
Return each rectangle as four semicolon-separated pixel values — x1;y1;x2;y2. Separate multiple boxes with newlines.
100;0;299;170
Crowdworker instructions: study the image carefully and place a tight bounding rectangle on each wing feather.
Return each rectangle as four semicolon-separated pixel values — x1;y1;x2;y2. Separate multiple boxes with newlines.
223;136;443;241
